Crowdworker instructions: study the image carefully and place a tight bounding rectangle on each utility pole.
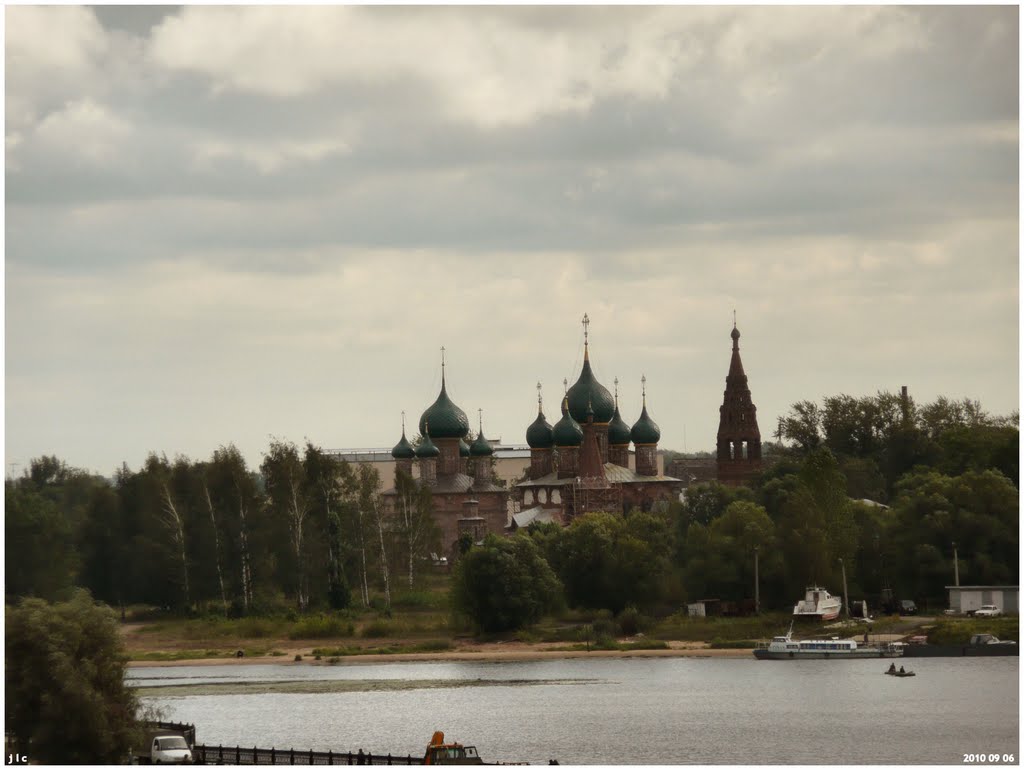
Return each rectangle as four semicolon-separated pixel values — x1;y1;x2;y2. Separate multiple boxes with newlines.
754;546;760;615
839;557;850;618
952;541;960;587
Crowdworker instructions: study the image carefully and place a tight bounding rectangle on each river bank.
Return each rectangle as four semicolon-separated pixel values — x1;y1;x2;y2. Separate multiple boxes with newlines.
126;639;753;667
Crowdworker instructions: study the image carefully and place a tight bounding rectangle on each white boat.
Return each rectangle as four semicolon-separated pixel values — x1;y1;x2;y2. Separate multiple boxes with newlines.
793;586;842;621
754;627;903;660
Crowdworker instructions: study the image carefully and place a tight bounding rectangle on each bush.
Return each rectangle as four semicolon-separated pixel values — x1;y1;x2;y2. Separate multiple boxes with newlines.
617;606;646;636
6;591;144;764
709;638;757;649
452;534;564;633
288;615;355;640
360;619;393;638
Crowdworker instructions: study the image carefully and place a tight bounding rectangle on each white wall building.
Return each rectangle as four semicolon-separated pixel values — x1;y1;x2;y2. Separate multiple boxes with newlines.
947;585;1018;614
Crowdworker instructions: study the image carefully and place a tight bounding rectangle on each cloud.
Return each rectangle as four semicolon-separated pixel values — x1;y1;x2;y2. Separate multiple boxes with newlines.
3;5;1018;474
146;6;703;127
190;137;351;175
33;100;133;164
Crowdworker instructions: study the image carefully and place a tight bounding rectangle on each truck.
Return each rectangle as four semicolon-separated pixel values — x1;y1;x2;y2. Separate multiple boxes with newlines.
139;730;193;764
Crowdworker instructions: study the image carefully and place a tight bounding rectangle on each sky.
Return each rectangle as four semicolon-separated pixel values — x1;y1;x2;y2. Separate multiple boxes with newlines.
5;5;1019;478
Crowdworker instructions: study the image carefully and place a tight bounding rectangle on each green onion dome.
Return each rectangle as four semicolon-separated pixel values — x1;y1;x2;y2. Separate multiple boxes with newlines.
552;397;584;447
608;404;632;446
418;372;470;440
391;429;416;459
470;430;493;457
630;403;661;446
526;409;554;449
415;432;440;458
459;439;470;457
566;350;615;424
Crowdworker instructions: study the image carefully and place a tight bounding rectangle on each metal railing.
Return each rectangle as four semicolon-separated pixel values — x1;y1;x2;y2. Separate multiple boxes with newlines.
193;744;425;765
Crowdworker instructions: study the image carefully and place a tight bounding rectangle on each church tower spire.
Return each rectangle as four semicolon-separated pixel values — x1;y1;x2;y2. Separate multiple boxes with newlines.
716;317;762;486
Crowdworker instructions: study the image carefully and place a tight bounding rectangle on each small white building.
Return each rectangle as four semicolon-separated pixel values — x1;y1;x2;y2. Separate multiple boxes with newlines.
947;585;1018;614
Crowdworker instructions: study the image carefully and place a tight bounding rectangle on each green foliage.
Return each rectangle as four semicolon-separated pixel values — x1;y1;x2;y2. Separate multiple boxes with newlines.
5;483;78;600
547;511;674;613
649;611;797;642
683;500;783;603
452;533;563;632
708;638;758;649
888;469;1019;597
6;591;143;764
926;617;1018;645
616;606;646;636
311;640;453;657
287;614;356;639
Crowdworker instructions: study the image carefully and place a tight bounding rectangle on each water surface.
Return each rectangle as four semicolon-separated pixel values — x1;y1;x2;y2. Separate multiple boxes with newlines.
131;656;1018;765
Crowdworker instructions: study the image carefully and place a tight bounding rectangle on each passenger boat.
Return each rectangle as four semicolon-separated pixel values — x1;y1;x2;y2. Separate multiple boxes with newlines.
793;586;842;621
754;627;903;660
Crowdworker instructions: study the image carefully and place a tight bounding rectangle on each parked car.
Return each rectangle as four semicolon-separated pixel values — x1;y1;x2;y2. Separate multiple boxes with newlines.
899;599;917;615
974;605;1003;617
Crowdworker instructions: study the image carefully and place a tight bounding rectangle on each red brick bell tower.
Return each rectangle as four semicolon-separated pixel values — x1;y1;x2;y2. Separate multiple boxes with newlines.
716;317;762;486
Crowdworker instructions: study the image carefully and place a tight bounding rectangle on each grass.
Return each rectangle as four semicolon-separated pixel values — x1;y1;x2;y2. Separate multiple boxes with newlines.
547;639;670;653
287;615;355;640
925;617;1018;645
129;647;282;662
310;640;453;657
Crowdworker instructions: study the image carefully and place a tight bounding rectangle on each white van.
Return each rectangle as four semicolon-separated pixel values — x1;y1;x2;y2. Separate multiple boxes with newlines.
150;735;193;764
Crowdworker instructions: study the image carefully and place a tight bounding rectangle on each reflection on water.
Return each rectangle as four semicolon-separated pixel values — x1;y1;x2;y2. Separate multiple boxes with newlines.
131;657;1018;765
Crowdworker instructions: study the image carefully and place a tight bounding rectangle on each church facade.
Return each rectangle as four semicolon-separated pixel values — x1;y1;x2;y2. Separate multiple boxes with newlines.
382;316;763;556
382;354;508;558
513;316;683;524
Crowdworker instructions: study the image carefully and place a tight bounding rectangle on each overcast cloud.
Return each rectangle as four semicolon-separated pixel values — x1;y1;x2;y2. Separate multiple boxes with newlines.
5;5;1018;477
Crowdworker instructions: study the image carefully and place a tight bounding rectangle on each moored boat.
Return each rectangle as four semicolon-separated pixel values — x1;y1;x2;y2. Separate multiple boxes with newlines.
793;586;842;621
754;627;903;660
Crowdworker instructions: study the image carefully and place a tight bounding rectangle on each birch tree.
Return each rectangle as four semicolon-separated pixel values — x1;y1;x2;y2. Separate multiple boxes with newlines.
304;444;352;609
354;464;385;607
261;440;312;609
393;469;440;587
143;454;192;609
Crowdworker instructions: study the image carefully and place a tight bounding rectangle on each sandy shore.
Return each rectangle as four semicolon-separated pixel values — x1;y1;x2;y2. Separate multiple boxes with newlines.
126;641;752;667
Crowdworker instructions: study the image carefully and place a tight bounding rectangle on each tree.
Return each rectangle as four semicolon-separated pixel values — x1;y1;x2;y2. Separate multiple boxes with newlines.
5;482;78;601
781;400;822;451
683;501;782;603
6;591;143;764
205;445;263;613
393;469;440;588
303;444;353;609
888;469;1018;598
261;439;312;609
143;454;194;609
452;534;562;632
553;511;674;613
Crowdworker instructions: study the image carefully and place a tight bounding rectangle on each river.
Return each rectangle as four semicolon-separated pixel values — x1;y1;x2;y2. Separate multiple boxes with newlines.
130;656;1018;765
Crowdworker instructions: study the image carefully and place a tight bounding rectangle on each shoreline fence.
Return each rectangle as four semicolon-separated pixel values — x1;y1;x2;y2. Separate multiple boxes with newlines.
192;744;425;765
